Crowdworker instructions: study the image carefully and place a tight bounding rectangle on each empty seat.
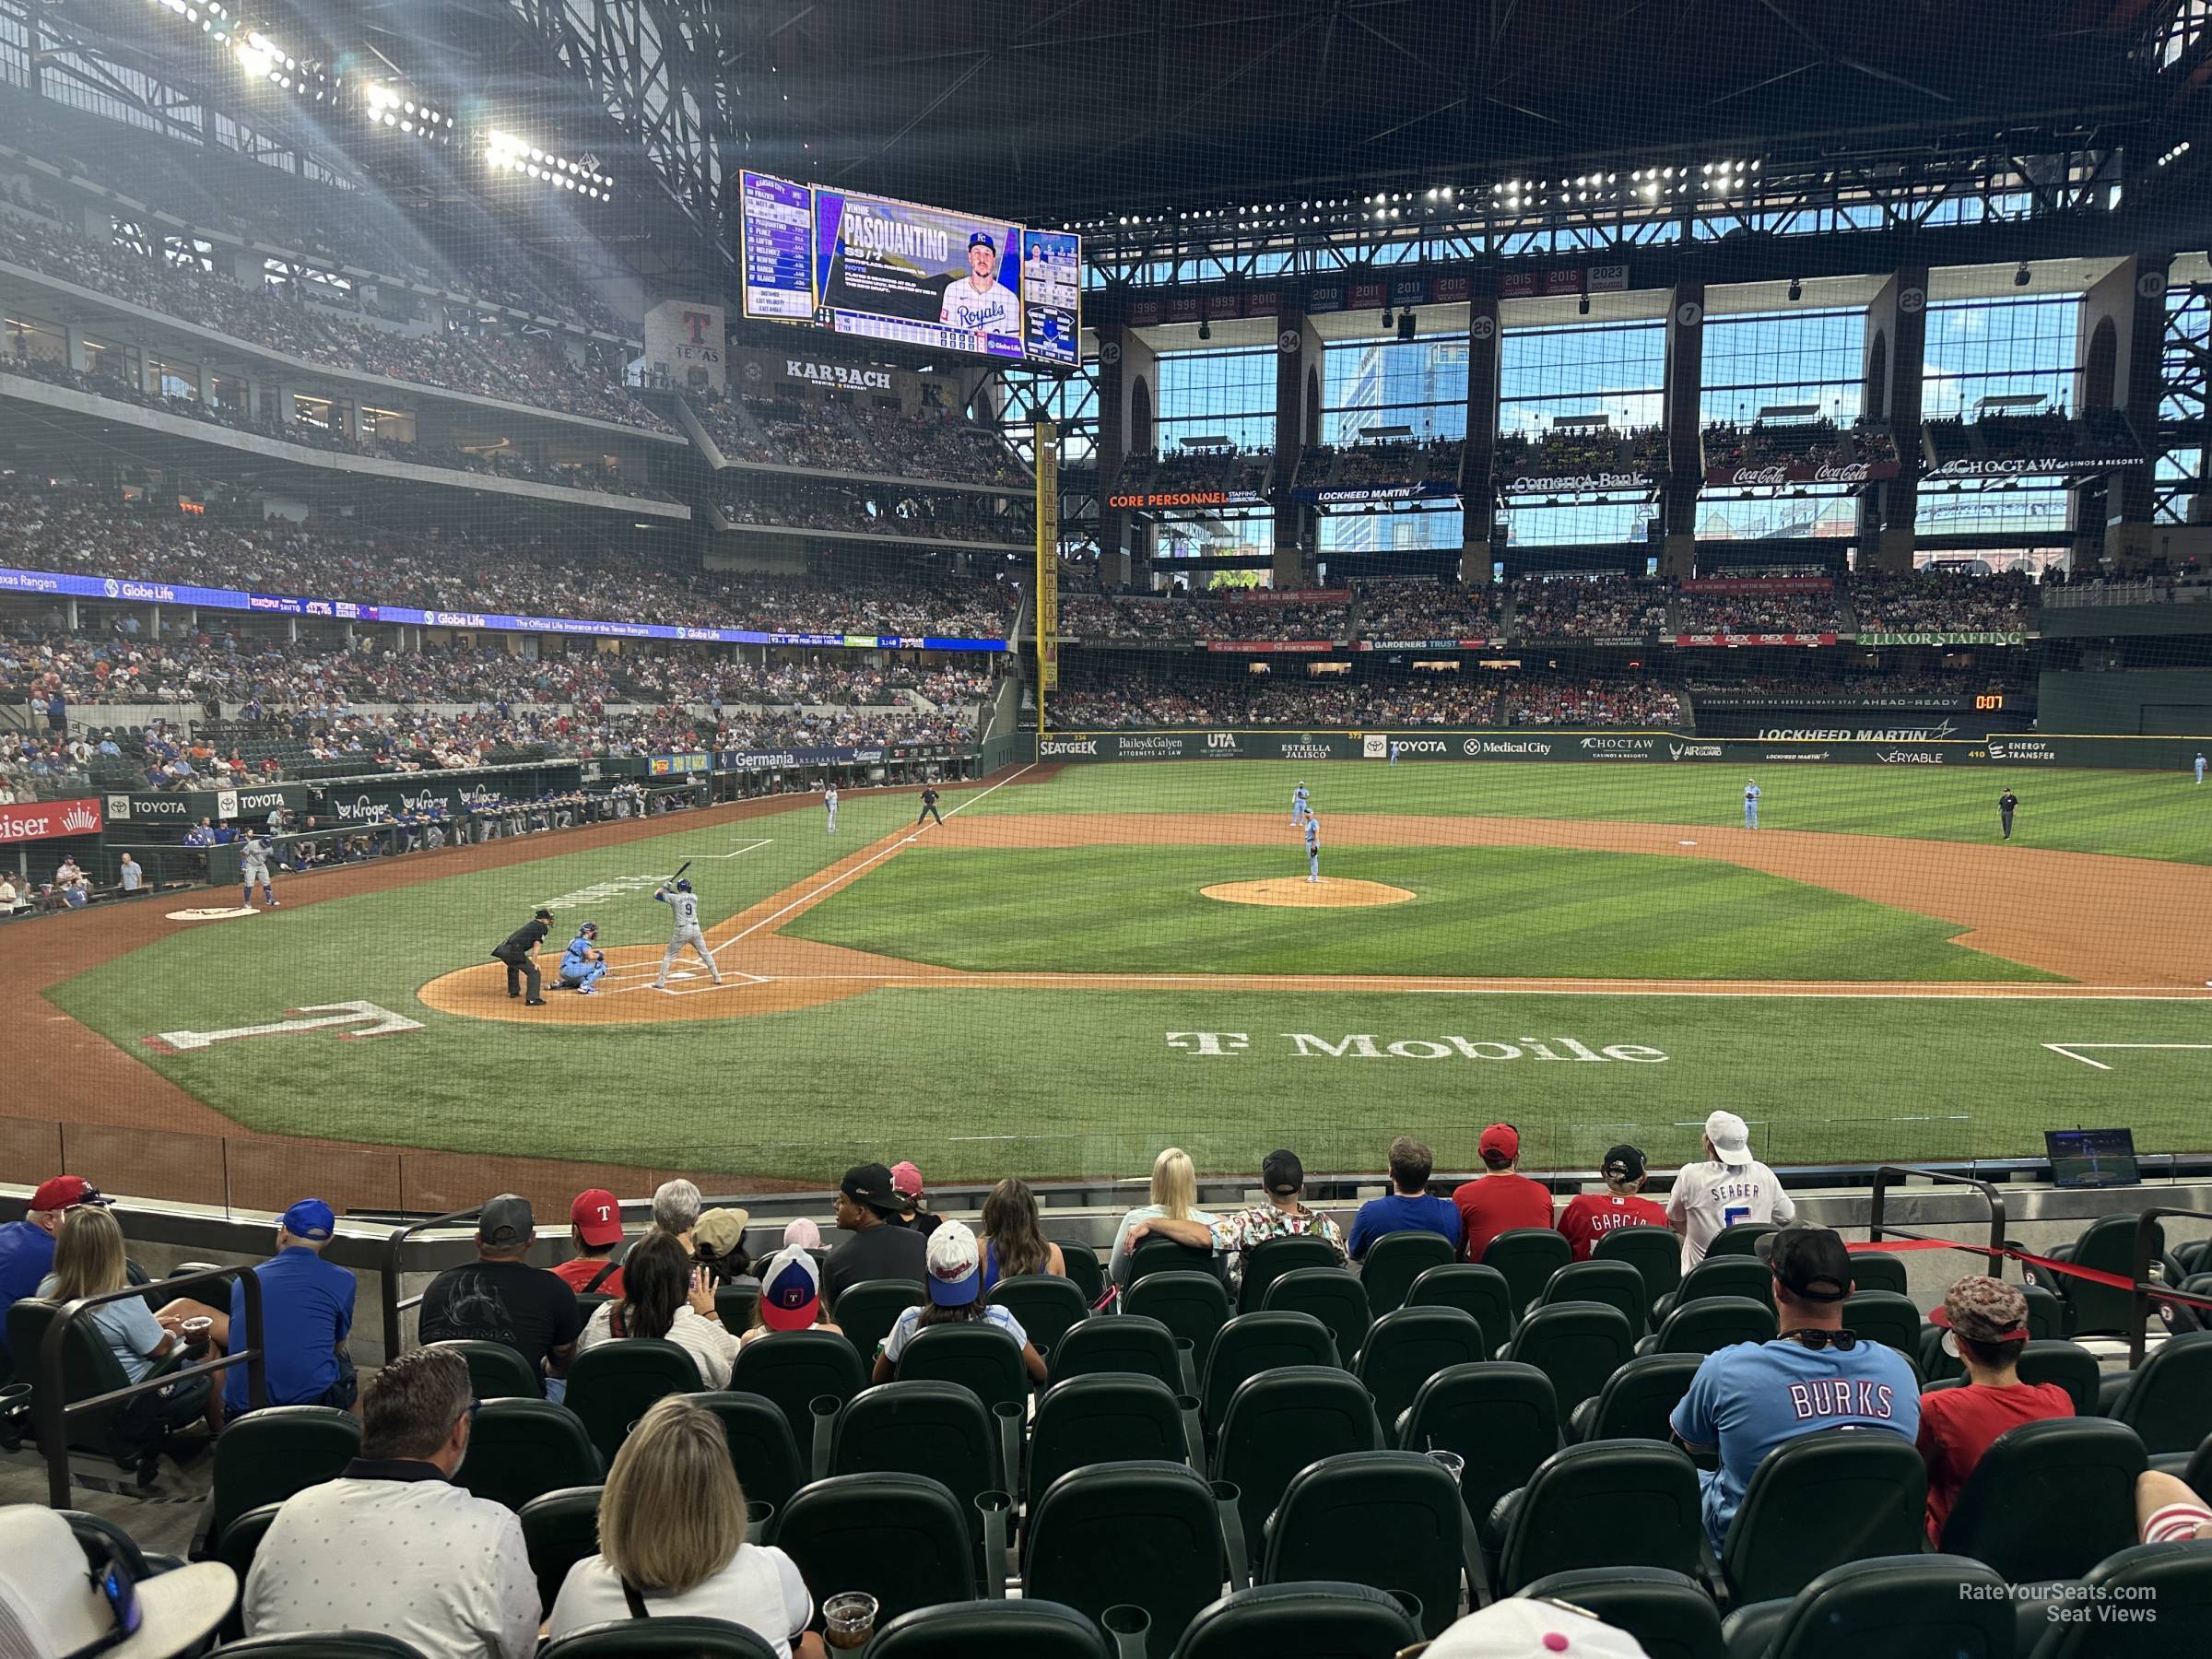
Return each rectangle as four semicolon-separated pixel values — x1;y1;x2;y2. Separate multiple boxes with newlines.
1022;1461;1230;1659
1059;1241;1106;1305
426;1338;541;1400
1570;1353;1703;1445
1594;1225;1683;1307
1124;1272;1233;1378
1721;1426;1927;1605
2037;1214;2159;1338
831;1381;1010;1561
1170;1581;1419;1659
1513;1567;1724;1659
1261;1268;1370;1366
1356;1230;1456;1315
1027;1372;1195;1502
1705;1221;1781;1259
1405;1264;1512;1349
456;1397;603;1512
1493;1440;1704;1594
202;1405;359;1551
830;1277;925;1365
1643;1295;1775;1358
1841;1292;1924;1366
1499;1301;1635;1412
2103;1330;2212;1455
1050;1313;1186;1392
1353;1306;1487;1433
867;1597;1111;1659
1937;1417;2147;1583
2025;1537;2212;1658
770;1472;983;1623
563;1338;699;1466
730;1330;865;1454
519;1486;605;1618
1482;1229;1573;1314
1212;1366;1380;1573
1651;1256;1774;1324
1843;1252;1909;1296
990;1275;1089;1358
1534;1260;1650;1334
1200;1312;1338;1431
690;1391;804;1516
1237;1235;1343;1314
1397;1362;1559;1529
1723;1554;2013;1659
1260;1450;1474;1638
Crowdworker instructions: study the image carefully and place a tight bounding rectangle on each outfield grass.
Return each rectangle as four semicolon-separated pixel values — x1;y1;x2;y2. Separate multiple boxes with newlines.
785;845;2052;981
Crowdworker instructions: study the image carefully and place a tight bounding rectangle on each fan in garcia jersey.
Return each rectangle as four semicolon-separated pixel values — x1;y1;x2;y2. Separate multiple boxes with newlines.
1665;1110;1794;1272
1556;1143;1672;1261
938;231;1019;340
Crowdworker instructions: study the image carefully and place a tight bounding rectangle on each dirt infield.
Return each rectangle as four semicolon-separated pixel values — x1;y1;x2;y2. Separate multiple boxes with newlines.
417;808;2212;1029
1203;878;1418;908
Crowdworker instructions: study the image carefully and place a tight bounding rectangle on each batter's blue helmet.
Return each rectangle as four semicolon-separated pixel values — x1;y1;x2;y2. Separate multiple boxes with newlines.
676;877;693;892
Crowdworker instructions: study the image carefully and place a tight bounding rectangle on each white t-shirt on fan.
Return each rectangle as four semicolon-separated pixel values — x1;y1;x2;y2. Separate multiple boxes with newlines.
548;1546;813;1654
1665;1159;1795;1271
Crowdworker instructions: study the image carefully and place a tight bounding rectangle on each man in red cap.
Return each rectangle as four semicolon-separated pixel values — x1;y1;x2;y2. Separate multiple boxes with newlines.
0;1176;108;1364
551;1189;628;1298
1450;1124;1554;1264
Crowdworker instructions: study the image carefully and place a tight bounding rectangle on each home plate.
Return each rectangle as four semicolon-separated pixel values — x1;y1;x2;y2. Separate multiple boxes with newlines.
167;906;258;921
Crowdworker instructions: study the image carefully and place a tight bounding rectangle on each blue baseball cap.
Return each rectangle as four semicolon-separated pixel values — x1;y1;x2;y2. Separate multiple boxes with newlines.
967;230;995;253
281;1198;335;1241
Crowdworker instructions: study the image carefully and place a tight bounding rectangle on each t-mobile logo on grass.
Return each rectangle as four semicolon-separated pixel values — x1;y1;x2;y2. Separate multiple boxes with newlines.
1165;1032;1668;1062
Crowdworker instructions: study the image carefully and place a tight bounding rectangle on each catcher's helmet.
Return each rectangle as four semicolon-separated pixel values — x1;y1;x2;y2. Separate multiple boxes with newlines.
579;922;598;937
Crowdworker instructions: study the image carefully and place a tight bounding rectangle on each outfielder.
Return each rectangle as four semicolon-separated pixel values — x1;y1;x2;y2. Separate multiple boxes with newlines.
653;877;723;990
558;922;607;995
825;783;839;834
240;832;277;910
1743;778;1760;830
2196;752;2206;785
1304;811;1321;883
1292;782;1311;826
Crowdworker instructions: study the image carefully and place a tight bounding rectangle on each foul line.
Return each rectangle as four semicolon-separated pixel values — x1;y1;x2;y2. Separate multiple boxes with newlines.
2042;1041;2212;1072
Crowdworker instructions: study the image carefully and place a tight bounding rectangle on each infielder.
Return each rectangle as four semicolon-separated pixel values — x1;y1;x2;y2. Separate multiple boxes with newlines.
824;783;840;834
1292;782;1311;826
2196;751;2206;785
1743;778;1760;830
653;877;723;990
1304;811;1322;883
939;231;1019;339
917;785;944;827
558;922;607;994
240;832;277;910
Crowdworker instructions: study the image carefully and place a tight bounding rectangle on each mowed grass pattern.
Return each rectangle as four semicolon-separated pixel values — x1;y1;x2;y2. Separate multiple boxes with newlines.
786;845;2053;981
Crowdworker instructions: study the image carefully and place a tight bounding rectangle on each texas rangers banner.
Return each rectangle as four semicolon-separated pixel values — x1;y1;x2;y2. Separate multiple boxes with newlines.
1035;418;1060;697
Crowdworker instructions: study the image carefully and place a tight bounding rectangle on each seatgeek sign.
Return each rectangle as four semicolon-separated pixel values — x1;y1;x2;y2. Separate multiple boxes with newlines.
0;566;1008;654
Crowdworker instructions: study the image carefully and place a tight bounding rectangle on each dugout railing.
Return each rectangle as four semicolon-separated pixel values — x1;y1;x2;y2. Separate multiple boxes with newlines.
1866;1164;2011;1266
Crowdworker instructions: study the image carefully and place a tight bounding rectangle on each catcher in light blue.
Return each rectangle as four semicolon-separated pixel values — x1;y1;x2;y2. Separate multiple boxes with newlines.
1304;811;1321;883
557;922;607;995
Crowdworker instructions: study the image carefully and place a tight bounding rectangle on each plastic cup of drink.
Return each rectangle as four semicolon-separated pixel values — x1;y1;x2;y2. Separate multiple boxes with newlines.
823;1592;877;1651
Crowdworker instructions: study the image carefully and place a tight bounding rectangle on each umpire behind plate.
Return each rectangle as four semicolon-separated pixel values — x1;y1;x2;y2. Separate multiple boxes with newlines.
493;908;553;1005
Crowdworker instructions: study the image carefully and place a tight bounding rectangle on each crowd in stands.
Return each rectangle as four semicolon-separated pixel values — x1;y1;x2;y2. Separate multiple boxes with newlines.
717;479;1032;545
1675;584;1841;635
1850;570;2036;633
1042;669;1683;729
1687;668;2024;700
1056;588;1350;641
1294;436;1463;495
1700;417;1900;477
1110;444;1274;500
1355;577;1506;639
1494;422;1666;485
1923;407;2144;468
695;389;1030;488
1512;574;1673;638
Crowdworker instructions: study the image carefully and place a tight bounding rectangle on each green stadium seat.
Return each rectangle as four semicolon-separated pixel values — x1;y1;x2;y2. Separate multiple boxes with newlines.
1651;1256;1774;1324
1512;1567;1724;1659
1211;1366;1380;1575
2183;1430;2212;1490
897;1322;1030;1419
562;1338;698;1466
1355;1230;1456;1314
1843;1252;1909;1296
425;1338;542;1400
1569;1352;1703;1444
201;1405;359;1552
217;1634;430;1659
1937;1417;2147;1583
1534;1259;1650;1333
1492;1440;1704;1594
1353;1306;1488;1433
1396;1362;1559;1529
1237;1235;1342;1314
989;1274;1090;1358
1050;1313;1187;1393
1482;1229;1573;1316
1406;1264;1514;1347
1060;1241;1106;1305
1722;1554;2012;1659
2037;1214;2160;1338
1260;1450;1476;1638
1841;1291;1924;1367
1918;1322;1964;1386
1123;1236;1218;1289
690;1391;805;1517
214;1501;284;1641
1594;1224;1684;1306
830;1380;1010;1567
1124;1272;1232;1379
518;1486;605;1618
867;1597;1112;1659
2102;1331;2212;1453
1261;1267;1371;1366
1022;1461;1234;1659
1720;1427;1927;1605
5;1300;195;1477
2025;1539;2212;1659
454;1397;602;1512
712;1283;758;1332
2017;1338;2102;1418
540;1618;780;1656
1705;1221;1781;1259
771;1472;986;1621
1170;1582;1419;1659
831;1277;925;1366
1499;1301;1635;1412
1200;1312;1337;1432
1027;1373;1197;1504
730;1329;865;1458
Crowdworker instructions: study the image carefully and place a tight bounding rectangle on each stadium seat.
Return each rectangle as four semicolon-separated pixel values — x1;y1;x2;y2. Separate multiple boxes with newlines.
1720;1427;1927;1605
1651;1257;1775;1324
2017;1338;2103;1418
1169;1581;1419;1659
214;1501;284;1641
712;1284;758;1332
897;1322;1030;1420
426;1338;542;1401
1123;1236;1218;1289
1405;1264;1513;1349
989;1274;1090;1358
1641;1295;1777;1359
2183;1430;2212;1490
1397;1362;1559;1526
1721;1554;2012;1659
1937;1417;2147;1583
1022;1461;1234;1659
1842;1252;1909;1296
1353;1306;1488;1432
1482;1229;1573;1314
1594;1224;1684;1305
867;1597;1111;1659
1050;1312;1188;1392
1211;1366;1381;1573
1570;1352;1703;1444
2036;1214;2160;1337
2024;1283;2065;1340
730;1328;866;1458
563;1338;699;1465
1237;1235;1342;1313
830;1380;1011;1564
1027;1373;1197;1503
689;1391;805;1517
519;1486;605;1617
2025;1539;2212;1658
1498;1301;1636;1411
5;1300;192;1477
454;1397;603;1512
1060;1241;1106;1305
1491;1441;1704;1594
1917;1323;1964;1386
217;1635;429;1659
1261;1267;1371;1364
1512;1567;1724;1659
2101;1330;2212;1453
200;1405;359;1553
771;1472;986;1620
1840;1291;1924;1366
1356;1230;1456;1314
1124;1272;1233;1378
1199;1312;1338;1431
831;1277;925;1365
540;1618;781;1656
1260;1450;1476;1638
1533;1259;1651;1333
1705;1222;1781;1259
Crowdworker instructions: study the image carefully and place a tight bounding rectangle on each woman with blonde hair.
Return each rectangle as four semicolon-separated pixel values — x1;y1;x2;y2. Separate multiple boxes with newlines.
37;1206;212;1439
1108;1147;1218;1286
547;1394;827;1655
979;1176;1064;1289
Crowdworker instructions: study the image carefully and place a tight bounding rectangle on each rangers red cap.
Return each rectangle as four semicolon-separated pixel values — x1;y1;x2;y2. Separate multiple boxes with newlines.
29;1176;107;1214
570;1189;623;1247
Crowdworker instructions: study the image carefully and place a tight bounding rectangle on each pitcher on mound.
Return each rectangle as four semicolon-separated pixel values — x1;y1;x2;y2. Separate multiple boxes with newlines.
653;877;723;990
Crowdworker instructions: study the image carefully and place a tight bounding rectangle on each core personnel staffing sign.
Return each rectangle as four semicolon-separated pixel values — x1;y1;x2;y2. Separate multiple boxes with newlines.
740;171;1080;368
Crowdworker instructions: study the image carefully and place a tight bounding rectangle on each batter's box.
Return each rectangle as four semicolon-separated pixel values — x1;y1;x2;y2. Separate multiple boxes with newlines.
2041;1042;2212;1073
658;971;772;995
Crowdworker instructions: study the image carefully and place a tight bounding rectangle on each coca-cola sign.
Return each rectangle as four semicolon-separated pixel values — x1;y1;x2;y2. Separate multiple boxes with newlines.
1704;458;1898;486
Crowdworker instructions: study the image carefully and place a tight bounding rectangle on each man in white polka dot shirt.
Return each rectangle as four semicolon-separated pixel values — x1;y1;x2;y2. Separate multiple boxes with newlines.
243;1347;538;1659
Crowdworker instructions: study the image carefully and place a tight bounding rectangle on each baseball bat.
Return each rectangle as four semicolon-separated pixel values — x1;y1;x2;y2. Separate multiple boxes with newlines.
665;859;692;885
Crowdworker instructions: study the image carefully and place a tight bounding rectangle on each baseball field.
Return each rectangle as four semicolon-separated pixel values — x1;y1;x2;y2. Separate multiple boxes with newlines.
29;758;2212;1192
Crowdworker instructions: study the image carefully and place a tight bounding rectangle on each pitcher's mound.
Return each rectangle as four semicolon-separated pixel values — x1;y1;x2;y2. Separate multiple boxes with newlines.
1201;878;1416;909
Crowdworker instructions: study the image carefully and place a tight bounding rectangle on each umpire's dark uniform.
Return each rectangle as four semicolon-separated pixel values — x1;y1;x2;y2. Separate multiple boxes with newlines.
1998;790;2019;841
493;911;552;1003
917;786;944;826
